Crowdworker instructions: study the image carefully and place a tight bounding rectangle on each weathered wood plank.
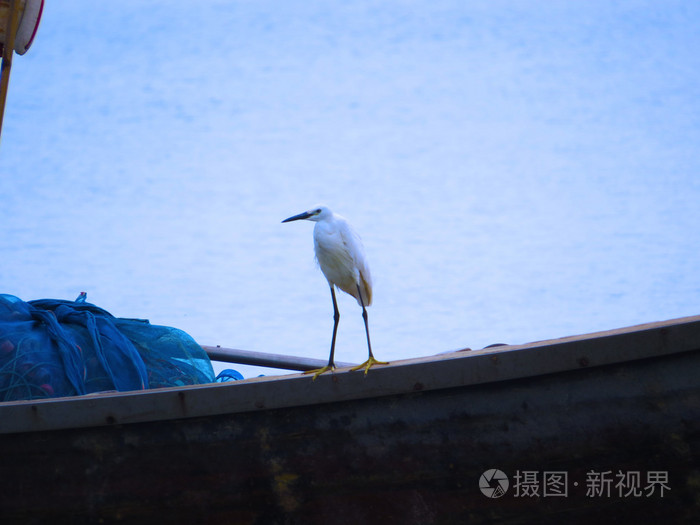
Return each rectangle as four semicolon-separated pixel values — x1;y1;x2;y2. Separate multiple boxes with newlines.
2;314;700;434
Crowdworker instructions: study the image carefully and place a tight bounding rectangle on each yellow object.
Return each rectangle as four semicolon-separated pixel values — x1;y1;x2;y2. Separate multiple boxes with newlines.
0;0;42;142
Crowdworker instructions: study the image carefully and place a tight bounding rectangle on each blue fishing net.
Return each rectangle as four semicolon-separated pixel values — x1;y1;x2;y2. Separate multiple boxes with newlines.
0;294;216;401
215;369;245;382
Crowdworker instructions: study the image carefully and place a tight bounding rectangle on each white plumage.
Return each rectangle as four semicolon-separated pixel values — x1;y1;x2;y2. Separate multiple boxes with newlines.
283;205;386;378
311;207;372;307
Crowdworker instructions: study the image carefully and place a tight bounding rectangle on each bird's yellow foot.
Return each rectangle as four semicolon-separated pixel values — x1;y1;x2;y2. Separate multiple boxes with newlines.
304;365;334;381
350;356;388;375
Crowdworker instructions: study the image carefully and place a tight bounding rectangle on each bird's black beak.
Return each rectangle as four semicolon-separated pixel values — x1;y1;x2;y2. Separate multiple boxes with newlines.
282;211;312;223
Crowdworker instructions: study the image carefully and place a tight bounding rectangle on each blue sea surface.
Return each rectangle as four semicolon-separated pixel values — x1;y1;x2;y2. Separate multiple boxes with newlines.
1;1;699;377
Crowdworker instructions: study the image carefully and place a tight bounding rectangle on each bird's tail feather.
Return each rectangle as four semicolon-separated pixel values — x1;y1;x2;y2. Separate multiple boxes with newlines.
359;273;372;306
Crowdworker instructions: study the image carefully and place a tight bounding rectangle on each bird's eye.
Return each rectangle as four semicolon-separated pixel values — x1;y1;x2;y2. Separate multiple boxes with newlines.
315;209;322;214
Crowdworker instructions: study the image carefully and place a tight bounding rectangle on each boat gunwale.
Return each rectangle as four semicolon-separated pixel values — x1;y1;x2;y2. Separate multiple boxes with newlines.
2;314;700;435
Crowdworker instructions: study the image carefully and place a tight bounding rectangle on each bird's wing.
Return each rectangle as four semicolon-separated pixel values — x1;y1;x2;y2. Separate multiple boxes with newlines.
338;220;372;306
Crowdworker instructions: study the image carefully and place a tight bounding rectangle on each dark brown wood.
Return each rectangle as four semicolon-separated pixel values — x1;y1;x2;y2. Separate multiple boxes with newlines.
1;316;700;523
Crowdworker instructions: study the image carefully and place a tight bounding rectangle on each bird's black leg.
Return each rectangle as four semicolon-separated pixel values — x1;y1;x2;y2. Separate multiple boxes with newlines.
305;286;341;380
350;284;388;375
356;284;374;359
328;285;340;368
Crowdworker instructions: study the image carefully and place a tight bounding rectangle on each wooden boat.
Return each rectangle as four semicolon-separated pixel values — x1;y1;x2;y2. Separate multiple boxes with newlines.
1;315;700;524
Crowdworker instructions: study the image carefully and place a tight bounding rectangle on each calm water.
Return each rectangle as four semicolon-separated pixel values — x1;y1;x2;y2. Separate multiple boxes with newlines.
1;1;699;377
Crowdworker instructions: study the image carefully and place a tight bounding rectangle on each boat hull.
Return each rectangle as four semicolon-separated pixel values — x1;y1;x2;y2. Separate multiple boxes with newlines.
1;317;700;523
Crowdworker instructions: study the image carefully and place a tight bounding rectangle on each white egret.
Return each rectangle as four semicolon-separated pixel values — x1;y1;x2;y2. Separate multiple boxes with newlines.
282;206;387;379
